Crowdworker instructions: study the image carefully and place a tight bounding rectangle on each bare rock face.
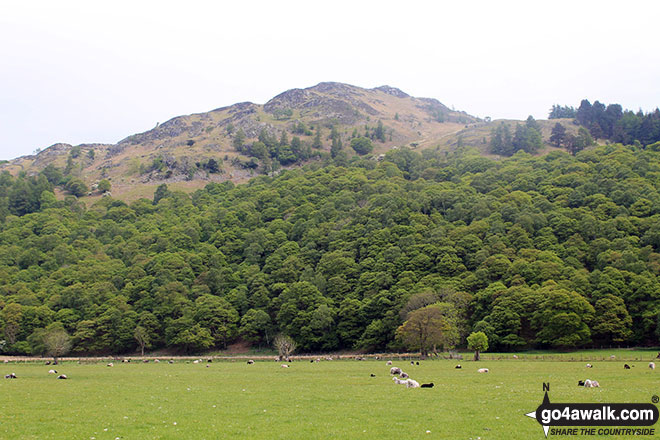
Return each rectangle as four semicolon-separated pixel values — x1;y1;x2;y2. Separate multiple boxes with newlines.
373;85;409;98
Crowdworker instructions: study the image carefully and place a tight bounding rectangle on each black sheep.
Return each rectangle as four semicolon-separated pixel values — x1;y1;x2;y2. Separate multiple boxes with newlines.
421;383;434;388
624;364;631;369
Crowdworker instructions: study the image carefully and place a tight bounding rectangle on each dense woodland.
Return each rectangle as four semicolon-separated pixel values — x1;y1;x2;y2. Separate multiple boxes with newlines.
2;141;660;356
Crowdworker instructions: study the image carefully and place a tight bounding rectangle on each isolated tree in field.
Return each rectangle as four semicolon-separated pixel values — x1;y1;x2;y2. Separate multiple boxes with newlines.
467;331;488;361
274;334;296;361
396;304;453;358
550;123;566;147
134;325;150;356
43;323;72;364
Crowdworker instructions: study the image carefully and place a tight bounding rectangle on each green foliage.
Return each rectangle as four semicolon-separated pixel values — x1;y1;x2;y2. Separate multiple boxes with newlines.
350;137;373;155
98;179;111;193
550;122;566;148
2;143;660;355
467;331;488;360
548;104;576;119
233;128;246;151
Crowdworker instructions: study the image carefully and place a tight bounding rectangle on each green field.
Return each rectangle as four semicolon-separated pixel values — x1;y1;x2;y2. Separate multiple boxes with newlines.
1;356;658;439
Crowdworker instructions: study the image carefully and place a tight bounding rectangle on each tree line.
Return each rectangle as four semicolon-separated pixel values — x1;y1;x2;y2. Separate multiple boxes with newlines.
1;142;660;356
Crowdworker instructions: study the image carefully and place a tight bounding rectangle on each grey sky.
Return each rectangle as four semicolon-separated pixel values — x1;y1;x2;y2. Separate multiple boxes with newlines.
2;0;659;160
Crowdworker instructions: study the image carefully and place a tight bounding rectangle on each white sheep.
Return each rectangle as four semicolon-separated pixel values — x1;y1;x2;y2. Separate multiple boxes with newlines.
392;377;408;385
477;368;489;373
48;369;57;374
386;361;392;366
649;362;655;370
400;371;409;379
406;379;420;388
107;363;113;367
57;374;68;380
584;379;600;387
586;363;593;368
390;367;402;375
281;364;289;368
247;360;255;365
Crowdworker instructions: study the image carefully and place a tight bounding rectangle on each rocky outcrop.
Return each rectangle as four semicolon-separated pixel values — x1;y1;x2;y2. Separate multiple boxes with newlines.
373;85;409;98
264;82;379;124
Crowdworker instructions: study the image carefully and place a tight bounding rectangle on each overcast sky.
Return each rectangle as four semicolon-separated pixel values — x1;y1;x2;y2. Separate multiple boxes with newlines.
2;0;659;160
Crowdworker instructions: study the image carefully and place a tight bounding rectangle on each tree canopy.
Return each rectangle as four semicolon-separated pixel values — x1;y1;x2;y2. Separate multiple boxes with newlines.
1;141;660;355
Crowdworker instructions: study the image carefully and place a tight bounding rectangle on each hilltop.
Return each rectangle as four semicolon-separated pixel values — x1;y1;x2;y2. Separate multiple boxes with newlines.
1;82;480;200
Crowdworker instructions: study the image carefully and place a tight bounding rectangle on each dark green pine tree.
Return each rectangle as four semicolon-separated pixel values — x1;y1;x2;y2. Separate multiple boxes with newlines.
550;123;567;148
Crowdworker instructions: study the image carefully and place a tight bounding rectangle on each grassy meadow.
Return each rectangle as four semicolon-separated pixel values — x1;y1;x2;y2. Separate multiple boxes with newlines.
1;353;658;439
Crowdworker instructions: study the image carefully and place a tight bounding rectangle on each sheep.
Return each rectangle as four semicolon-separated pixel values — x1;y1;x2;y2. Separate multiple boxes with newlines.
107;363;113;367
650;362;656;370
310;360;314;363
477;368;489;373
370;374;376;377
5;373;17;379
315;359;320;363
57;374;68;380
586;363;593;368
400;372;409;379
390;367;402;375
455;365;462;369
610;355;616;360
386;361;392;366
416;361;419;365
193;360;200;364
281;364;289;368
420;382;434;388
624;364;631;369
578;380;585;386
513;355;518;359
584;379;600;387
410;361;415;365
392;377;408;385
247;360;255;365
406;379;420;388
154;359;160;363
45;361;51;365
168;360;174;364
48;369;57;374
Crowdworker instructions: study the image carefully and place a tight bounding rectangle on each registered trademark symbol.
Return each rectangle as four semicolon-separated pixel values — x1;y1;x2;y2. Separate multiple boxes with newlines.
652;395;659;404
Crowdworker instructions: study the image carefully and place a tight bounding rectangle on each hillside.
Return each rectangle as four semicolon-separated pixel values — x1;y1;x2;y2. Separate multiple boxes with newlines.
1;144;659;356
0;82;479;201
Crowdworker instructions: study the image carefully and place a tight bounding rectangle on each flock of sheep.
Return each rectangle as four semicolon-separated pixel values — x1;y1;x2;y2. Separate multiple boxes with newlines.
578;361;655;388
3;358;657;387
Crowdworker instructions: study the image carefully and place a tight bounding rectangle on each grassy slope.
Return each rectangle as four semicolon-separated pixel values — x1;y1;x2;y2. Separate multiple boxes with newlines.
2;84;481;202
1;353;657;439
